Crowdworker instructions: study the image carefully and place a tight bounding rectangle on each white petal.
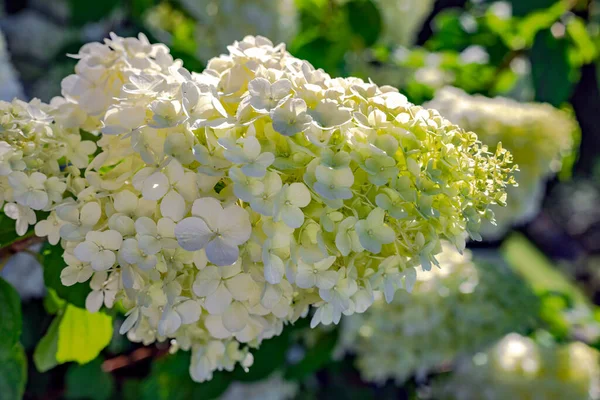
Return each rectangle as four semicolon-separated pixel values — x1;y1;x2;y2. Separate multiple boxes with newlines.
191;197;222;229
222;302;248;332
288;183;311;207
175;217;213;251
205;237;239;266
204;283;232;315
224;273;255;302
192;266;220;297
142;172;169;200
316;271;338;290
74;241;98;262
101;230;123;250
80;202;101;226
85;290;104;313
91;250;116;271
295;270;316;289
134;217;157;236
260;284;282;309
204;315;232;339
119;309;139;334
263;253;285;285
160;190;186;221
218;205;251;245
176;300;202;324
158;308;182;336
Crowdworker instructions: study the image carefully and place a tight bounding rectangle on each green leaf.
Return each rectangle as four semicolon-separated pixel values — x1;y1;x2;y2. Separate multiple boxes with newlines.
508;0;560;17
57;305;113;365
531;28;577;106
34;305;113;372
66;357;115;400
68;0;120;27
42;243;90;308
0;343;27;400
501;233;590;306
0;277;22;356
33;314;61;373
344;0;382;47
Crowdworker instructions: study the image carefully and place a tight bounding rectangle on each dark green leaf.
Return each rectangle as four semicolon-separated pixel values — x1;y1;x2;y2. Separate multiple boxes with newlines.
33;313;61;373
0;277;22;356
0;343;27;400
68;0;120;27
508;0;560;17
42;243;90;308
531;29;577;106
344;0;383;47
66;357;115;400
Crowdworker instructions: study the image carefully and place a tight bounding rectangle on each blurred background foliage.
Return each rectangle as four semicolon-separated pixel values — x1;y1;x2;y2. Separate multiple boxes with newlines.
1;0;600;399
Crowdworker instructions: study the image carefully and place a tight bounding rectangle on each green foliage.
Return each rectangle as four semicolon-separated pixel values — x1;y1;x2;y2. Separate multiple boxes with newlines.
508;0;560;17
343;0;383;47
66;357;115;400
531;28;576;106
34;305;113;372
0;278;27;400
0;344;27;400
0;277;22;356
68;0;120;27
33;314;61;373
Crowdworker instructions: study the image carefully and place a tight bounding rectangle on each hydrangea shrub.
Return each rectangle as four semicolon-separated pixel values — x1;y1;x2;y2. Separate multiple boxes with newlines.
435;333;600;400
338;244;540;383
0;33;515;382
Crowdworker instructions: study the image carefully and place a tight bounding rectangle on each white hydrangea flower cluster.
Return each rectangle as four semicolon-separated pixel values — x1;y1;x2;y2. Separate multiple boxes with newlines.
426;87;575;239
146;0;297;62
435;333;600;400
338;244;539;383
0;98;97;236
4;33;514;382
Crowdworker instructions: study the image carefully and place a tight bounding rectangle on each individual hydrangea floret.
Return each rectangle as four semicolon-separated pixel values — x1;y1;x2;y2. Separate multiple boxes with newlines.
338;244;539;383
435;333;600;400
2;33;515;383
426;86;575;239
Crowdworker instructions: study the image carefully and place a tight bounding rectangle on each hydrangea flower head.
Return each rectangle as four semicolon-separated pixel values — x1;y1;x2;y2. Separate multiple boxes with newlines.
2;34;515;382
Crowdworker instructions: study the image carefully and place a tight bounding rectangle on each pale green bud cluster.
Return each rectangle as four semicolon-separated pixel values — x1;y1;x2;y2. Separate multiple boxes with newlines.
435;333;600;400
2;33;514;383
338;244;539;383
426;87;576;239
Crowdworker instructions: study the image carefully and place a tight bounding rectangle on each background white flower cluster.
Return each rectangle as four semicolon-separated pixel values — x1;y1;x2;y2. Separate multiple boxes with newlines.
435;333;600;400
338;243;539;383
